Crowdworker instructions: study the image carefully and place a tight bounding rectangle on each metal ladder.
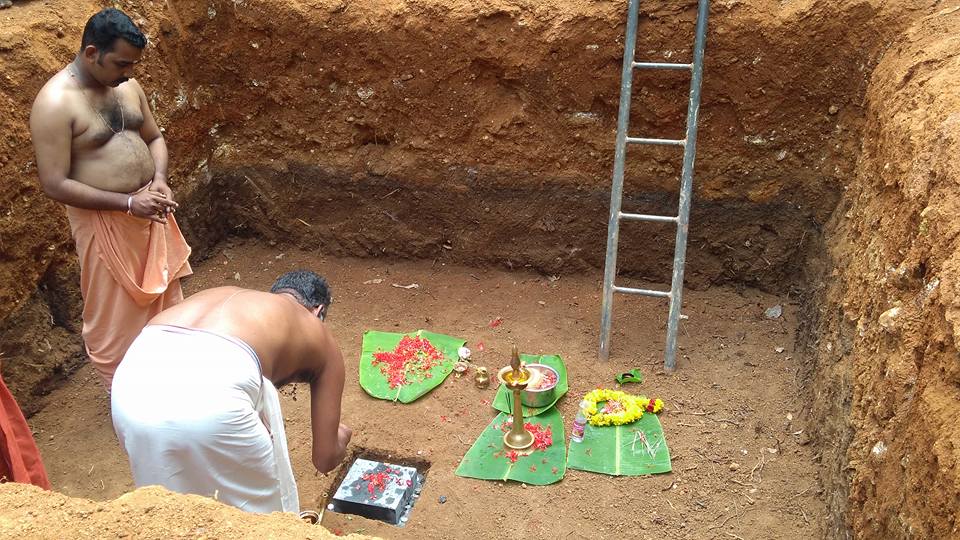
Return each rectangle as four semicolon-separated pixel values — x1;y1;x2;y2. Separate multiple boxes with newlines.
598;0;710;371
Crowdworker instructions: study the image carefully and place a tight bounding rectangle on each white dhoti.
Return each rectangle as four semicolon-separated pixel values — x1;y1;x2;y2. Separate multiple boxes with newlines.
111;325;299;513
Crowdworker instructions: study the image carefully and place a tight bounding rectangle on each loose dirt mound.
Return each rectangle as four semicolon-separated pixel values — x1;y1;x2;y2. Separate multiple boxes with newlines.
0;483;372;539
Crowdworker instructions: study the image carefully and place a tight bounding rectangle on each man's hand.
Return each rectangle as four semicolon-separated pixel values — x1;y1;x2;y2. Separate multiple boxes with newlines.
338;423;353;451
312;422;352;473
130;189;178;224
149;176;178;215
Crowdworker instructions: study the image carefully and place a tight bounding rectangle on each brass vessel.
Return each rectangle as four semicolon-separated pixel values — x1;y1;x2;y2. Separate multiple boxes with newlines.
474;366;490;389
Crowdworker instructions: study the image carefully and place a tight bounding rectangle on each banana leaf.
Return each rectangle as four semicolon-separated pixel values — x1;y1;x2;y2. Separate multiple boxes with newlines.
359;329;464;404
566;413;672;476
455;407;566;485
492;354;568;418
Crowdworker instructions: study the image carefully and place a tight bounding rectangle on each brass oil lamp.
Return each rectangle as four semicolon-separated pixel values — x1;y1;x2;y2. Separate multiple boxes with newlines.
497;345;537;450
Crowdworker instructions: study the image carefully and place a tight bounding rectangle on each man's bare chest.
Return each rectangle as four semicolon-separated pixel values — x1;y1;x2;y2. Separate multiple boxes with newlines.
72;89;145;150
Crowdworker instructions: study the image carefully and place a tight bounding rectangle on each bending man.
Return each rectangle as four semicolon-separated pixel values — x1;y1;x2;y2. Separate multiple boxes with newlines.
30;8;191;386
111;271;351;514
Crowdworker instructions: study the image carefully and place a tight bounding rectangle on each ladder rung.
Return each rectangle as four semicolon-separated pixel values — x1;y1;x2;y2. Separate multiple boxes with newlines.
613;285;671;298
619;212;678;223
626;137;685;146
633;62;693;70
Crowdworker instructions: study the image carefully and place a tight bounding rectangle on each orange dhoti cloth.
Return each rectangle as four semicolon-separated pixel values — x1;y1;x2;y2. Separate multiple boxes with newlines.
0;374;50;489
66;204;192;386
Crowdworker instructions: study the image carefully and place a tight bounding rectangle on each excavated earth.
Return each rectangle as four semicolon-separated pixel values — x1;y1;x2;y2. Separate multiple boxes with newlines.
0;0;958;538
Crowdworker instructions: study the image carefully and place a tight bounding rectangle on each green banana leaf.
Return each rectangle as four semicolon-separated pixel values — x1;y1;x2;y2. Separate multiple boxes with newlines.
455;407;566;485
615;368;644;385
359;329;464;404
566;413;672;476
492;354;568;418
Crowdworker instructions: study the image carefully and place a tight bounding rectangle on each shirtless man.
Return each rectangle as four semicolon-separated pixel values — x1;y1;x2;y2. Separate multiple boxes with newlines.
111;271;352;514
30;8;192;386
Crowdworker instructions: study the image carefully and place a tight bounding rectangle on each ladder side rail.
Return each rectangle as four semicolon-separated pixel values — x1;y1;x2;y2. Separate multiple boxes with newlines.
663;0;710;372
599;0;642;361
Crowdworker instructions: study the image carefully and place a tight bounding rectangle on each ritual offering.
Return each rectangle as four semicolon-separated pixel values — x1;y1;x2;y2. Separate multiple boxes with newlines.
492;353;568;418
457;345;567;484
615;368;644;385
521;363;559;408
567;389;672;476
581;388;663;426
497;346;537;450
455;406;567;485
359;330;465;403
328;458;424;526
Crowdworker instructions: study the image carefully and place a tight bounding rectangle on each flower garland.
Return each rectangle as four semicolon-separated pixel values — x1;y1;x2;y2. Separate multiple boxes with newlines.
372;336;444;388
582;389;664;426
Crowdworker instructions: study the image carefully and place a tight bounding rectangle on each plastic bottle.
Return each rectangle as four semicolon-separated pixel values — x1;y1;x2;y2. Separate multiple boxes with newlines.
570;399;590;443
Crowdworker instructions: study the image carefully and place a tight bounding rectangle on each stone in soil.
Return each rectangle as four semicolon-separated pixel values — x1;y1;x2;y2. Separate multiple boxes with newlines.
330;458;420;525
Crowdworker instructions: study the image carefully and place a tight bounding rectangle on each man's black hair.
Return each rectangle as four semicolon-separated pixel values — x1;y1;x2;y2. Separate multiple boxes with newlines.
271;270;332;318
80;8;147;54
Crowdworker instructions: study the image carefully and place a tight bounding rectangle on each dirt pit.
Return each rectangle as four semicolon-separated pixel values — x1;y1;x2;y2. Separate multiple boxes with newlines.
26;241;824;539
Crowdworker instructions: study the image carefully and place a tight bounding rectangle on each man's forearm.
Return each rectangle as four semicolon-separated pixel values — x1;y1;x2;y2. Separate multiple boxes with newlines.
148;136;168;181
42;177;130;211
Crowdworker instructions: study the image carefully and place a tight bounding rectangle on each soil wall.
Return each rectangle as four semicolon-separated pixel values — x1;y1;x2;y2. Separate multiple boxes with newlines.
151;0;893;291
808;6;960;538
0;0;931;406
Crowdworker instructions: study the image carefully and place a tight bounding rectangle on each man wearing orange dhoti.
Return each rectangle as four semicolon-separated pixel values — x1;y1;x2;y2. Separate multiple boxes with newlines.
29;8;191;385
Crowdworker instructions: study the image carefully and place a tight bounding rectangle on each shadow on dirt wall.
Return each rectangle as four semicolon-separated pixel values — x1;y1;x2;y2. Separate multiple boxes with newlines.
214;162;829;293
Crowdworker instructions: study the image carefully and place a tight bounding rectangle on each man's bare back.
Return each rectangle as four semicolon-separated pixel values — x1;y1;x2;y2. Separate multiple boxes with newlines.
148;286;340;387
146;281;350;473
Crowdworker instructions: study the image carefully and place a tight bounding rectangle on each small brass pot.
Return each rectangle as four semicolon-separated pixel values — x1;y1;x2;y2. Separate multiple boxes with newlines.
299;510;320;524
474;366;490;389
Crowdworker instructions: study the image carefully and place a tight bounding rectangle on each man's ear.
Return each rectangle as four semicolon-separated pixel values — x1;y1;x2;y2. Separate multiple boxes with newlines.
81;45;99;63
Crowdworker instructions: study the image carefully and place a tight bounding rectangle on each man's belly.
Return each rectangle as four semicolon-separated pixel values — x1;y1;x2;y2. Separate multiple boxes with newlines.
70;131;155;193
